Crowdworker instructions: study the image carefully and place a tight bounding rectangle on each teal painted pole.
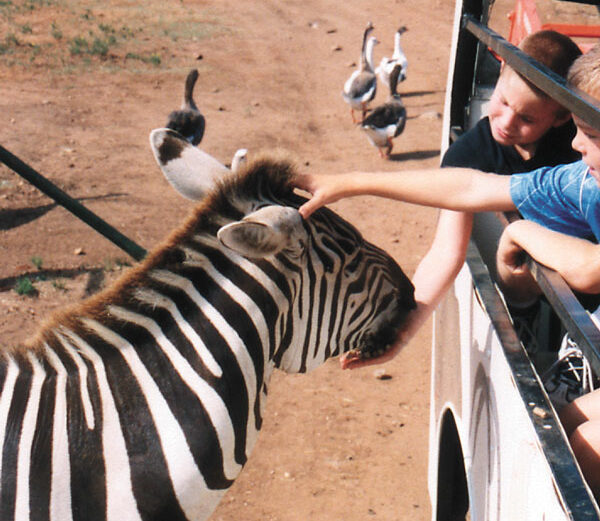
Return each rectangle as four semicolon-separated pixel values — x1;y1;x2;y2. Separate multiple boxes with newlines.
0;144;147;262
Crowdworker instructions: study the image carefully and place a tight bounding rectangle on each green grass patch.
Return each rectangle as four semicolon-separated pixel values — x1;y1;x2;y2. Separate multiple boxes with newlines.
52;279;67;291
0;33;19;54
50;22;62;40
69;33;116;56
102;257;132;272
14;276;37;297
125;52;161;65
31;255;43;270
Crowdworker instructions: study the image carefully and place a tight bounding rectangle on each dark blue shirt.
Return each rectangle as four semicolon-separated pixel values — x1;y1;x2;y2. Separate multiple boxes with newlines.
441;117;580;172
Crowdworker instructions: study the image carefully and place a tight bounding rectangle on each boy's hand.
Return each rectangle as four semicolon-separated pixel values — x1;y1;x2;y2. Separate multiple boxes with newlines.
295;173;349;219
496;221;544;305
340;341;405;369
497;226;530;277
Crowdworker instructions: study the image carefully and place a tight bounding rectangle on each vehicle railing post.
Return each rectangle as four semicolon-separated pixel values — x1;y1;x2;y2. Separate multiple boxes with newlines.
0;144;147;262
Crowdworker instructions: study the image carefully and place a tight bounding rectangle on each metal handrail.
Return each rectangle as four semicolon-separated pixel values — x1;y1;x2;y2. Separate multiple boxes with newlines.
465;240;600;520
0;144;147;262
499;211;600;376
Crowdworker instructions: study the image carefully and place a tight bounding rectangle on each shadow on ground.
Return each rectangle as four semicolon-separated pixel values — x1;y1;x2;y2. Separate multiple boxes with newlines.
0;193;129;231
389;149;440;162
0;265;129;296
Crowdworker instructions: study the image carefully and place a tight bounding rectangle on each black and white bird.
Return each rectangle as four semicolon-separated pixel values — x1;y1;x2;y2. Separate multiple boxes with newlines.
376;26;408;90
342;23;379;123
360;63;407;158
165;69;206;146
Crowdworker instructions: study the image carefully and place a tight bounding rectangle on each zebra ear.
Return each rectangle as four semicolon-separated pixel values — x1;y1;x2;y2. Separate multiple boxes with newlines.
217;205;307;258
149;128;231;201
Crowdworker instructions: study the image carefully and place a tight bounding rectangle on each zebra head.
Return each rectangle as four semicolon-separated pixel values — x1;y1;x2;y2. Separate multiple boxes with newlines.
150;128;416;373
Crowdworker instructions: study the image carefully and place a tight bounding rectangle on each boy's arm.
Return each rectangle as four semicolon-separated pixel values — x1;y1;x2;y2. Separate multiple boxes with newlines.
498;220;600;294
296;168;515;218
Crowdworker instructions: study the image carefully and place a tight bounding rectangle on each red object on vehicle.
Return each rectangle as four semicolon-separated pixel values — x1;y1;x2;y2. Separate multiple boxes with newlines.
507;0;600;52
507;0;542;44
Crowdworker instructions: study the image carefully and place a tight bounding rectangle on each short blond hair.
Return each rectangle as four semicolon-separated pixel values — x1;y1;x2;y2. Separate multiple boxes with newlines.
567;43;600;100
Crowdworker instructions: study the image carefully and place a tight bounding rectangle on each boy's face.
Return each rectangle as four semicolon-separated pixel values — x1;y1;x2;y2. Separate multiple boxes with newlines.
488;69;568;150
572;115;600;185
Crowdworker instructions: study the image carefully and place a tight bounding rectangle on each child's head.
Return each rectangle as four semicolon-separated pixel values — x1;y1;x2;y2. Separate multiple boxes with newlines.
568;44;600;180
567;43;600;100
487;30;581;156
518;29;582;88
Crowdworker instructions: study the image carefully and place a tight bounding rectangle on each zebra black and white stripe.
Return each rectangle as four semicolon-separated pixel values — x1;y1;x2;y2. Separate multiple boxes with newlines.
0;131;415;521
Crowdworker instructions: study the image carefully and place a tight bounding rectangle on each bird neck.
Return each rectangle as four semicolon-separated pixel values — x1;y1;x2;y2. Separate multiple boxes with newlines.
364;39;376;72
393;34;402;57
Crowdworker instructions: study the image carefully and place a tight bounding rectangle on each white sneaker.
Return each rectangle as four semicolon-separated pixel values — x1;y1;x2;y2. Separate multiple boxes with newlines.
542;335;594;411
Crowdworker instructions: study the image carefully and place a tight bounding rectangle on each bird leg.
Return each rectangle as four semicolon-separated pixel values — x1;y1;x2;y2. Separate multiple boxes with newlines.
361;103;369;122
385;138;394;158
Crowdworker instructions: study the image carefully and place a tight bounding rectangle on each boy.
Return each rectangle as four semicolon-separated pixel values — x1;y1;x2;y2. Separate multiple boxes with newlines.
496;49;600;497
407;30;582;354
295;44;600;368
443;30;580;173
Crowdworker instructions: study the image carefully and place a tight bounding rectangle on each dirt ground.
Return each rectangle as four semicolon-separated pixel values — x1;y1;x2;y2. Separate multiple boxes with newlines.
0;0;577;519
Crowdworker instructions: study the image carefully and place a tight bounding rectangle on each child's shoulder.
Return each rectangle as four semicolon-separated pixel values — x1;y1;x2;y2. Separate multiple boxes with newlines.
514;159;587;182
510;160;587;199
552;160;589;179
442;118;498;170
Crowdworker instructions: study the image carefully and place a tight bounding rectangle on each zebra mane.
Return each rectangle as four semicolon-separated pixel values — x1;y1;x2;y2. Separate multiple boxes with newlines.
14;153;304;356
210;151;302;217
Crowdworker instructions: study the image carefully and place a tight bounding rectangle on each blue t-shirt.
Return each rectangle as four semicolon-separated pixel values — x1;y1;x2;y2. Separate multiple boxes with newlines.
510;160;600;242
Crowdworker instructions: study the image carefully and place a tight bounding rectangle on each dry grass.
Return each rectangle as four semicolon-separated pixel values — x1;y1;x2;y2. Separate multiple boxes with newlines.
0;0;227;71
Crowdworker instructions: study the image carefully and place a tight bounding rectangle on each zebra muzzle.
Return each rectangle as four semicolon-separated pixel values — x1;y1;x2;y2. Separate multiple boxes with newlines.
352;298;407;360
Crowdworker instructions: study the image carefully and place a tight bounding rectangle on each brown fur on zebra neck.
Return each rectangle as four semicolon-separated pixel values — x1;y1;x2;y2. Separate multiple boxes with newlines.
0;130;415;521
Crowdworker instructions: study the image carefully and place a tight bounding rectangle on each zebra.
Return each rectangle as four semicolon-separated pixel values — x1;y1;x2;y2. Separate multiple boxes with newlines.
0;128;416;521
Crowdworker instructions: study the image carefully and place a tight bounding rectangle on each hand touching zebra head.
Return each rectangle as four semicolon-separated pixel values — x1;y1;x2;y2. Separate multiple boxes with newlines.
0;128;415;521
